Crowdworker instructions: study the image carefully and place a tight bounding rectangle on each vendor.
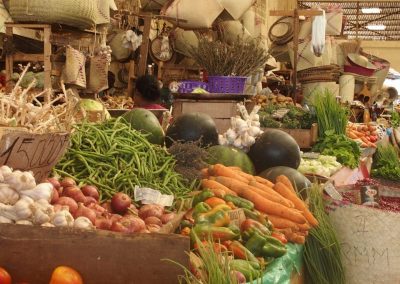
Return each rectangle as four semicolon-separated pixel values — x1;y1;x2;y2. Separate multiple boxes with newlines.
133;75;166;110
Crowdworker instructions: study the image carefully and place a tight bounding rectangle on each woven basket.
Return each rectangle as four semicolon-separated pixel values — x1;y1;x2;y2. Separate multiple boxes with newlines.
208;76;247;94
9;0;97;29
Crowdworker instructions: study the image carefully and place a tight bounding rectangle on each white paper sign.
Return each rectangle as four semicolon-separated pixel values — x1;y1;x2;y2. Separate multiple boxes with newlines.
134;187;174;207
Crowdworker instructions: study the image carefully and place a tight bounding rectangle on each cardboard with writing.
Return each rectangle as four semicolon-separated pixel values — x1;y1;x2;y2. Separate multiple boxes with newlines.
0;129;70;181
228;208;246;228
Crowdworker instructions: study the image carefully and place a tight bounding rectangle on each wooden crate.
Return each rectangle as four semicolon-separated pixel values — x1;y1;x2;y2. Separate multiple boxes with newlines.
262;123;318;149
0;224;189;284
172;94;252;133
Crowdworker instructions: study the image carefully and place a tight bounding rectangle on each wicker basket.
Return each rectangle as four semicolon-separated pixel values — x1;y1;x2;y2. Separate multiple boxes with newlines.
9;0;98;29
208;76;247;94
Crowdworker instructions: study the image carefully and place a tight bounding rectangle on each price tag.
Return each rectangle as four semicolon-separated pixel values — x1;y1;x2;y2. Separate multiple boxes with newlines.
302;152;320;159
324;182;343;201
272;108;290;119
228;209;246;228
134;187;174;207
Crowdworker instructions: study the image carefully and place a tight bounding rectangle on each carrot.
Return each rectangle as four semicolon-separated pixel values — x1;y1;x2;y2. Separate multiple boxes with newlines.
276;175;296;194
209;164;249;183
267;215;300;230
297;222;311;231
201;179;237;197
239;189;307;224
249;185;293;208
254;176;274;187
274;182;318;227
347;131;358;139
205;197;226;208
286;232;306;244
228;167;256;182
213;176;247;195
201;168;209;178
249;180;294;207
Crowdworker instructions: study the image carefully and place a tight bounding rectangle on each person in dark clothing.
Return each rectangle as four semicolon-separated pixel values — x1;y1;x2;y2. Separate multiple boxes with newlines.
133;75;166;110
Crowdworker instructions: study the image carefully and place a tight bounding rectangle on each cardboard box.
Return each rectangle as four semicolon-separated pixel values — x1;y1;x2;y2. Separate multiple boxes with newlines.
0;224;189;284
0;128;70;181
262;123;318;149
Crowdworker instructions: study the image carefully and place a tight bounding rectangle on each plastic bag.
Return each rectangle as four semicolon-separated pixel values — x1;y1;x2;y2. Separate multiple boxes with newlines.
311;9;326;57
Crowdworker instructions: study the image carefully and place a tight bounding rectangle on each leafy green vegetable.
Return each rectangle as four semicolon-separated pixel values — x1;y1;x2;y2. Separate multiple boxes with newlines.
259;105;316;129
313;134;361;169
304;184;345;284
372;143;400;181
311;89;349;138
391;111;400;128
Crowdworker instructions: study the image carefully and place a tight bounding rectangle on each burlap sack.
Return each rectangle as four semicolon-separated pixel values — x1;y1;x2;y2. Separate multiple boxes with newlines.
109;30;132;62
288;37;332;71
217;0;255;20
163;0;223;29
62;46;87;88
88;54;109;93
173;28;198;57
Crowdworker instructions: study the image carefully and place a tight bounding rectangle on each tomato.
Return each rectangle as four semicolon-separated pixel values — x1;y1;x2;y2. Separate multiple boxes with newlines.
49;266;83;284
0;267;11;284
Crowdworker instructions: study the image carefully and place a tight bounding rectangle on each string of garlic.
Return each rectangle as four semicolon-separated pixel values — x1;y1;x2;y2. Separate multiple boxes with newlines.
219;103;263;152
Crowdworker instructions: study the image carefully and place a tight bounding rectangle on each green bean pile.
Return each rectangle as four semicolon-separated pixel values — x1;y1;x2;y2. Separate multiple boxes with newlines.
54;118;195;201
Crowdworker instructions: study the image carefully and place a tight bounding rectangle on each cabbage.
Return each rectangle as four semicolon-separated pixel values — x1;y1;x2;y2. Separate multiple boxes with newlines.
77;99;111;120
299;154;342;177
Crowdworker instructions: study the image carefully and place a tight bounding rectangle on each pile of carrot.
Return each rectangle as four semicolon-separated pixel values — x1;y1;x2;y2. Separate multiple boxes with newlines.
346;123;378;148
201;164;319;244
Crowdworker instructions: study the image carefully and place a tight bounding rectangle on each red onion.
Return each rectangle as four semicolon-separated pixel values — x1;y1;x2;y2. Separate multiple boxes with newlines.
84;196;97;206
120;216;146;233
101;201;113;213
55;197;78;214
111;193;132;215
60;177;76;188
74;204;96;224
160;212;176;224
62;186;80;198
110;214;123;224
231;271;246;284
146;224;161;233
95;217;112;230
110;221;130;233
139;204;164;220
81;185;100;201
50;188;59;204
45;177;61;190
144;216;162;226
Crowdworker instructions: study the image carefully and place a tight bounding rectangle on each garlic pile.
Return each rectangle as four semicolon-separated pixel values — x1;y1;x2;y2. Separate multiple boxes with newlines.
219;103;263;152
0;166;93;230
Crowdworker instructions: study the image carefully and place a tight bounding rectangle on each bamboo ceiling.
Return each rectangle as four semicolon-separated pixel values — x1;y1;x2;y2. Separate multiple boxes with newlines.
298;1;400;40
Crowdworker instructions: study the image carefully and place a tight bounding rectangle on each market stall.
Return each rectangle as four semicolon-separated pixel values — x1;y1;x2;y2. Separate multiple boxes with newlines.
0;0;399;283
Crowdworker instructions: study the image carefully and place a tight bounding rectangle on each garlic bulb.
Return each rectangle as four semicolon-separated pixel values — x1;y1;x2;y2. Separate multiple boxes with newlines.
0;216;12;224
74;216;95;230
226;128;237;143
0;165;13;178
16;220;33;225
0;184;19;205
52;210;74;227
31;199;54;225
4;170;36;192
0;203;17;221
41;222;55;227
14;196;34;220
21;183;53;202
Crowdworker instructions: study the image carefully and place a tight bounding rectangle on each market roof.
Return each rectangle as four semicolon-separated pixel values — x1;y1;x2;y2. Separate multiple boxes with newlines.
298;1;400;40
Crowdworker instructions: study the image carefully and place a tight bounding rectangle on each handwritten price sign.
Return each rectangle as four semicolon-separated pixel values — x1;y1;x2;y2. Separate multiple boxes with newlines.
0;131;70;181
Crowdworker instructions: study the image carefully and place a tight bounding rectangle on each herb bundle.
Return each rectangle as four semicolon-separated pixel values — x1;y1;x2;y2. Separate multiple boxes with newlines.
311;89;348;138
188;36;270;76
304;184;345;284
372;143;400;181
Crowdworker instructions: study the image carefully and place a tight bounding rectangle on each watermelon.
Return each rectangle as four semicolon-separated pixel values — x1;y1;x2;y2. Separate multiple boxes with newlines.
207;145;255;174
165;112;218;148
122;109;164;145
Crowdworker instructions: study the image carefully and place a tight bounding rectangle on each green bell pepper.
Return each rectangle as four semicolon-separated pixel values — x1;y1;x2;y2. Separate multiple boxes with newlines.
192;190;215;207
242;208;267;225
241;219;271;241
191;224;240;242
245;231;267;257
224;194;254;210
229;240;259;263
229;259;261;281
192;202;211;219
245;232;287;259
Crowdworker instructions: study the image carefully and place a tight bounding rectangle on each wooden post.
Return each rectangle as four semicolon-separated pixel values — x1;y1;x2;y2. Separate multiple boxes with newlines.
138;15;152;76
43;26;52;100
5;26;13;90
127;60;136;97
269;9;323;101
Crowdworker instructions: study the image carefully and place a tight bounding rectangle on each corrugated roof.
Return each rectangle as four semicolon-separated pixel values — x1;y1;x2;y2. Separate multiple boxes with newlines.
298;1;400;40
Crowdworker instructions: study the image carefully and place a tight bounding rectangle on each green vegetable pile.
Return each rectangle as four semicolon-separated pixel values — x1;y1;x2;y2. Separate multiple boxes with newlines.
391;111;400;128
259;105;316;129
304;184;345;284
54;118;195;201
372;143;400;181
313;133;361;169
